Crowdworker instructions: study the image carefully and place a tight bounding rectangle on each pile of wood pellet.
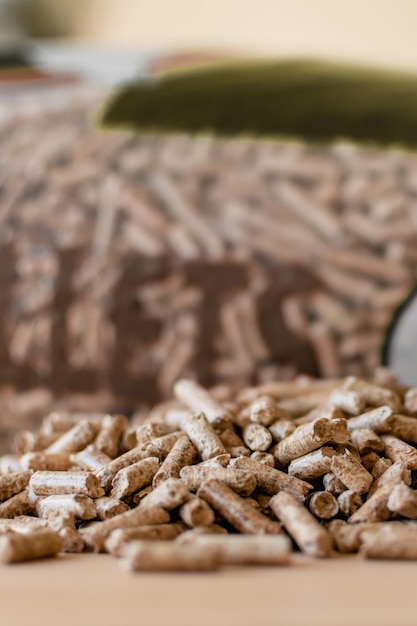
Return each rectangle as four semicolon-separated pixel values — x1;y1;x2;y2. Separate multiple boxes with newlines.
1;370;417;570
1;90;417;423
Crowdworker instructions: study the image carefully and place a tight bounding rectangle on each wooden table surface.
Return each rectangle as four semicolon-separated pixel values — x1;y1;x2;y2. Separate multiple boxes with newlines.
1;553;416;626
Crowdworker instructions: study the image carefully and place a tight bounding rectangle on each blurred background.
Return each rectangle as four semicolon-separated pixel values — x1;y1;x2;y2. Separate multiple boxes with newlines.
17;0;417;70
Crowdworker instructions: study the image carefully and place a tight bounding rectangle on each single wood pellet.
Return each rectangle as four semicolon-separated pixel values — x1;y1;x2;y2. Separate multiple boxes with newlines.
0;529;62;563
2;371;417;570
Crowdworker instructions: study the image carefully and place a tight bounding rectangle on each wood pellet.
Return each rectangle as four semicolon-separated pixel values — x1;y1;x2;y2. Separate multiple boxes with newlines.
1;371;417;570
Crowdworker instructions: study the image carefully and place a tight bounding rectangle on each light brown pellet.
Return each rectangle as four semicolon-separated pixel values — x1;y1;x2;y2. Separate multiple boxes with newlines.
179;465;256;496
308;491;339;519
121;540;221;572
360;525;417;560
249;396;278;426
111;457;159;499
29;471;104;497
191;534;291;565
0;490;35;519
3;516;49;534
0;471;32;503
152;435;197;487
0;529;62;563
268;419;296;442
323;472;346;496
198;479;282;535
250;451;275;467
20;452;73;472
327;519;383;553
274;418;334;465
329;418;350;444
337;490;363;517
381;435;417;469
231;456;312;501
371;457;393;480
330;452;373;494
36;494;96;520
174;379;232;427
270;491;333;557
368;461;410;497
391;415;417;446
135;421;171;447
387;483;417;519
180;413;227;461
95;496;130;520
347;406;394;433
327;389;366;415
219;426;246;449
288;447;335;481
343;377;401;412
81;506;170;552
95;415;128;458
106;523;186;556
46;421;98;454
350;429;384;455
96;446;153;491
242;423;272;452
348;483;394;523
144;432;189;460
71;445;112;472
140;478;190;511
179;495;215;528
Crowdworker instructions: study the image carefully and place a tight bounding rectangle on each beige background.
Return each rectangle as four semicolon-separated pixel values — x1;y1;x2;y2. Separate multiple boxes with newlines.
60;0;417;70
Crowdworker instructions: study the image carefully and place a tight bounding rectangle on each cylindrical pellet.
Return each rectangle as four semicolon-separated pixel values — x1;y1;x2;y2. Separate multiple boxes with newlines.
0;471;32;504
96;446;154;491
20;452;73;472
29;471;104;497
337;490;363;517
111;457;159;499
198;479;282;535
323;472;345;496
347;406;394;433
174;378;232;427
136;422;171;447
308;491;339;519
269;419;296;442
179;495;215;527
95;415;128;458
387;483;417;519
270;491;333;557
36;494;96;520
231;456;312;501
121;540;221;571
140;478;190;511
360;526;417;560
348;483;394;523
350;429;384;455
382;435;417;469
80;506;170;552
330;453;373;494
106;523;186;556
288;447;335;481
179;465;256;496
242;423;272;452
95;496;130;520
0;529;63;563
191;534;291;565
180;413;227;461
72;445;112;472
274;418;334;465
152;435;198;487
0;490;35;519
249;396;278;426
46;421;98;454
